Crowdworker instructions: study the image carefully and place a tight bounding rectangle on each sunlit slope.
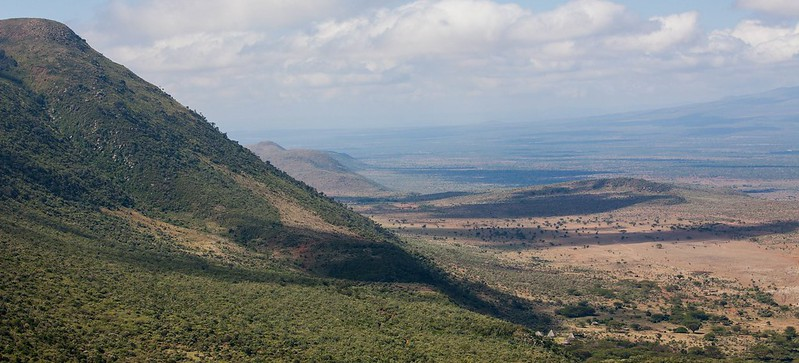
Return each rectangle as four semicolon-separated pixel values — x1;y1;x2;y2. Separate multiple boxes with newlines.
0;18;565;361
0;17;409;277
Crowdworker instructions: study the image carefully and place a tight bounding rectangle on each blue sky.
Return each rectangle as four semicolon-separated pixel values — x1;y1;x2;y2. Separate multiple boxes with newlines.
3;1;799;131
3;1;106;24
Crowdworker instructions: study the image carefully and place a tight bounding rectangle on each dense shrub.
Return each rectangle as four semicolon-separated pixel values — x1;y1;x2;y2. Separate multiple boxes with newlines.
556;301;596;318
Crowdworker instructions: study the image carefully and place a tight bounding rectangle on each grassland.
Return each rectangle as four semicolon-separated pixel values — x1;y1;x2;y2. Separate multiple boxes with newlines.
352;178;799;360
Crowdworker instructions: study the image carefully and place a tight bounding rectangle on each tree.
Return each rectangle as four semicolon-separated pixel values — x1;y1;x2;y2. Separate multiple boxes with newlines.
785;326;797;340
685;321;702;333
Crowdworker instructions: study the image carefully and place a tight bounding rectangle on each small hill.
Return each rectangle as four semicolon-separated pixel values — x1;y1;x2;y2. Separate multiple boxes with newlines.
248;141;390;197
324;150;372;171
393;178;688;219
0;18;563;361
565;177;674;194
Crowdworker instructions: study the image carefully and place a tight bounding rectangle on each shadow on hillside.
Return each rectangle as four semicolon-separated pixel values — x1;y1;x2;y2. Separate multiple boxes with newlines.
65;218;557;331
432;272;555;331
402;220;799;250
530;220;799;247
433;194;683;219
280;227;554;330
297;235;437;283
0;216;327;290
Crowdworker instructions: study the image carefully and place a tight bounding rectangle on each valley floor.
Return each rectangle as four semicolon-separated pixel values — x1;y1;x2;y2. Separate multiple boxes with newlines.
352;179;799;358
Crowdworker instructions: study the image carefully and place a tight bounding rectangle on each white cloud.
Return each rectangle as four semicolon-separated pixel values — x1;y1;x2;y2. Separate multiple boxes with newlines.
737;0;799;17
110;32;265;72
289;0;526;60
96;0;347;38
710;20;799;63
288;0;634;60
508;0;630;43
605;12;700;53
77;0;799;129
732;20;795;46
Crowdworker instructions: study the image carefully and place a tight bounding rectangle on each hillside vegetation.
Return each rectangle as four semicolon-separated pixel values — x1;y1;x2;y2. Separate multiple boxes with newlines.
0;18;564;361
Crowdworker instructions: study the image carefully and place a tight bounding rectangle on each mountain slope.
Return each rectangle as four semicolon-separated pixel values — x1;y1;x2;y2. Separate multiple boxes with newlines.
0;17;403;276
0;18;564;361
248;141;390;197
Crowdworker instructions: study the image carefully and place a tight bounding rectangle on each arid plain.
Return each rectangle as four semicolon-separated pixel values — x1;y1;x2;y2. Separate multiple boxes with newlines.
350;178;799;353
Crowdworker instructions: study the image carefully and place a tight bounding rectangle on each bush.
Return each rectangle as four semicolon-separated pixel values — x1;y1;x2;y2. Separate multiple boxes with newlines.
556;301;597;318
649;313;669;323
685;321;702;333
754;291;778;306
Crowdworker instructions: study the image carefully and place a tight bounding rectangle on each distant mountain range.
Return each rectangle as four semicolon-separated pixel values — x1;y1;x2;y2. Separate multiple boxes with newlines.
247;141;390;197
246;85;799;193
615;85;799;121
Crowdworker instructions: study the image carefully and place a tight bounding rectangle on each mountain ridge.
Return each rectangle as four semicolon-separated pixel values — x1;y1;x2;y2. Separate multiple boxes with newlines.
248;140;390;197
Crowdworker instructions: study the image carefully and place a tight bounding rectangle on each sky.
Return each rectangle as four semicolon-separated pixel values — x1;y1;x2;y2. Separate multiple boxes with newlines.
3;0;799;132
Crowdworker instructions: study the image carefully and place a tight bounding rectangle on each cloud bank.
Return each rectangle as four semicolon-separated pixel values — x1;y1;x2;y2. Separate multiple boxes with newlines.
80;0;799;129
737;0;799;17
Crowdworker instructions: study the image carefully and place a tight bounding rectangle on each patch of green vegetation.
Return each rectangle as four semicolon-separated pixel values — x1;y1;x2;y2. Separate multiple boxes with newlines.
668;300;729;333
748;327;799;361
0;186;564;361
753;288;779;307
587;286;616;299
566;338;724;362
556;302;597;318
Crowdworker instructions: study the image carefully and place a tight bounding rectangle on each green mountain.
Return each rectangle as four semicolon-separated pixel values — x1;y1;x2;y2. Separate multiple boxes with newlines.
0;18;563;361
247;141;390;197
0;16;419;280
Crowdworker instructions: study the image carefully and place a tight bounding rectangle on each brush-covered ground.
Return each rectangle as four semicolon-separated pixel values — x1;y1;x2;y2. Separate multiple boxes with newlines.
0;18;566;362
352;178;799;361
0;193;573;362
